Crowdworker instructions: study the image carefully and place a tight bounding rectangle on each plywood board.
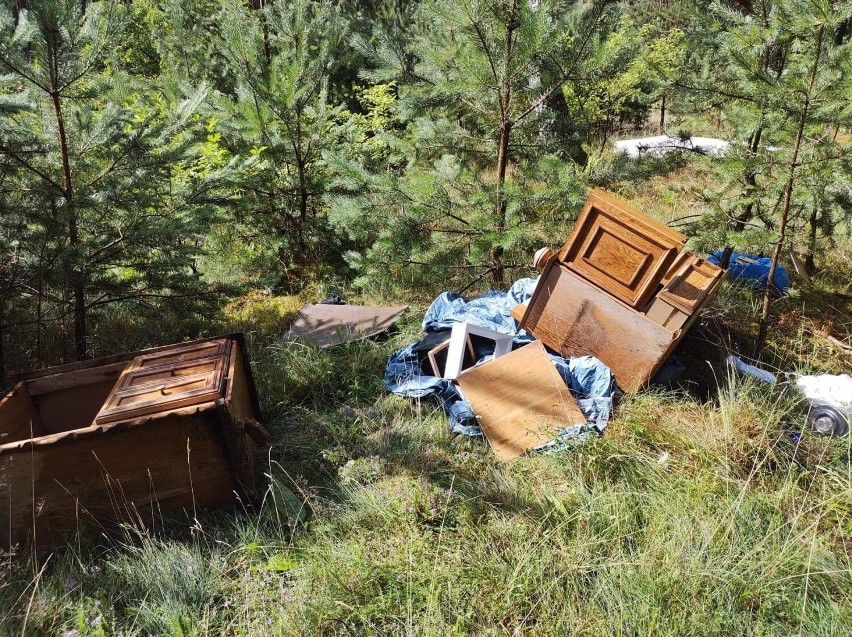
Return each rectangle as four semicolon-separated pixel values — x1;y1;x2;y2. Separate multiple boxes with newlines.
559;189;686;309
457;341;585;461
520;263;677;392
287;304;407;348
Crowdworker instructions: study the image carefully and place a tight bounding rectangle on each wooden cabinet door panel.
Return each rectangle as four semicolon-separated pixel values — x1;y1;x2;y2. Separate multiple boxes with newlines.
116;356;225;389
559;190;686;309
127;339;228;371
95;371;223;424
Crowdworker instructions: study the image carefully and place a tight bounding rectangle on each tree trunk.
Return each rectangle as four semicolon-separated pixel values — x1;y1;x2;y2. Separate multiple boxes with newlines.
804;204;818;275
659;93;666;131
491;0;519;290
51;89;86;360
756;24;824;353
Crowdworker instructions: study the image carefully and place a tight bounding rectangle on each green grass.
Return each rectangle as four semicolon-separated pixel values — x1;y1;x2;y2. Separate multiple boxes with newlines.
1;281;851;635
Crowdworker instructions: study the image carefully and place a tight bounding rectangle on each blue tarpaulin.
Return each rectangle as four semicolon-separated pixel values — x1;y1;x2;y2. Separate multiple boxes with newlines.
707;252;790;295
384;278;616;444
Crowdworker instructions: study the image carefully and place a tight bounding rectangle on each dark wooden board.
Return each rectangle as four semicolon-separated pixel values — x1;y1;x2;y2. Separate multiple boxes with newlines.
520;263;677;392
287;304;407;348
0;411;238;548
0;383;45;444
458;341;585;461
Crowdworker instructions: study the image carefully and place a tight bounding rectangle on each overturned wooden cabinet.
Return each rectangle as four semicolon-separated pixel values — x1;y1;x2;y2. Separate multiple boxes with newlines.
0;334;269;548
520;190;726;391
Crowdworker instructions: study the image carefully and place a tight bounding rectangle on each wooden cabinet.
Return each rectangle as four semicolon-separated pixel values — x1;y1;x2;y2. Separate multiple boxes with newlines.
520;190;725;392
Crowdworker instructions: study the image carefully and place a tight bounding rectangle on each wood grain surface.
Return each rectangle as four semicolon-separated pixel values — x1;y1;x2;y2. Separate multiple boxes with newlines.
457;341;585;461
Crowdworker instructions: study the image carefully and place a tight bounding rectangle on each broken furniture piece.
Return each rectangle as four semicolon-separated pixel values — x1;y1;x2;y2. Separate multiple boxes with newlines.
519;189;726;392
0;334;268;548
456;341;586;461
443;322;514;381
287;303;407;348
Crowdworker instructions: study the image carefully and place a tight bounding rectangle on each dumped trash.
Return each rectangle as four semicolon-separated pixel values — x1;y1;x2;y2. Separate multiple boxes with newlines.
707;252;790;295
726;355;850;438
614;135;730;158
0;334;269;548
385;280;615;449
517;189;726;392
287;303;407;347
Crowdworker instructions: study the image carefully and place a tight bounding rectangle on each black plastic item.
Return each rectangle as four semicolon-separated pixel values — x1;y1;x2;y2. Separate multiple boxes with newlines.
806;401;849;437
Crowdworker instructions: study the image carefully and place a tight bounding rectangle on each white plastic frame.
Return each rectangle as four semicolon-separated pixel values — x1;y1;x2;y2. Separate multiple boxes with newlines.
444;322;514;381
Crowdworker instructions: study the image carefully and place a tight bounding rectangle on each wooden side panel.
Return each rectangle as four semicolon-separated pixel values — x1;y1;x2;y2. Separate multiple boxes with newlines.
0;383;45;444
0;412;238;548
559;190;685;309
457;341;585;461
217;341;263;496
521;263;677;392
34;379;121;434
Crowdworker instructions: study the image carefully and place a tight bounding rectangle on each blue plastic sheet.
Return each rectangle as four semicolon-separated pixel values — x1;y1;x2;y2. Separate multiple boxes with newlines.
385;279;616;443
707;252;790;295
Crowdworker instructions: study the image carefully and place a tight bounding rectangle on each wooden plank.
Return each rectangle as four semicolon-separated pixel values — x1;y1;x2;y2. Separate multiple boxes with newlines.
520;263;677;392
558;190;685;309
14;334;238;382
126;339;228;370
0;411;238;548
286;304;407;348
0;383;45;444
457;341;585;461
26;361;129;396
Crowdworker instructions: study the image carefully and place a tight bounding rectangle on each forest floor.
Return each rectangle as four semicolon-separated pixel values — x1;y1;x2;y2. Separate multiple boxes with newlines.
2;169;852;636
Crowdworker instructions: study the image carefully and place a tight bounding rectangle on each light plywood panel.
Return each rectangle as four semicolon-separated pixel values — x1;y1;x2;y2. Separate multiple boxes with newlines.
457;341;585;461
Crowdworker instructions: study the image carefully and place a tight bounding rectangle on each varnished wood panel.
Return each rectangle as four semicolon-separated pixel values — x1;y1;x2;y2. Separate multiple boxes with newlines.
457;341;586;461
0;383;45;444
95;371;223;424
0;412;238;548
657;257;725;314
559;189;686;309
127;339;228;370
520;263;677;392
287;304;407;348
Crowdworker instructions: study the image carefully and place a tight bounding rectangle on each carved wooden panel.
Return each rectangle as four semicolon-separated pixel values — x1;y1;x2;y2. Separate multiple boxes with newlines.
559;189;686;309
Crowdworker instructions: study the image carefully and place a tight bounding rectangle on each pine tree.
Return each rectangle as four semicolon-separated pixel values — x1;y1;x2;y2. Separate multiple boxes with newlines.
331;0;621;292
686;0;852;351
0;0;222;361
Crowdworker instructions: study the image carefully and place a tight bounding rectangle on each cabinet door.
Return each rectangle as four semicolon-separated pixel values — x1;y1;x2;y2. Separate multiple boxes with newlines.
94;340;230;425
559;190;686;309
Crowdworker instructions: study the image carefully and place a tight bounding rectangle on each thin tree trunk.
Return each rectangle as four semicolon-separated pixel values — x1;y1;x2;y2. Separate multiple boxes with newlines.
51;79;86;360
756;24;824;353
805;204;818;275
659;93;666;131
491;0;519;290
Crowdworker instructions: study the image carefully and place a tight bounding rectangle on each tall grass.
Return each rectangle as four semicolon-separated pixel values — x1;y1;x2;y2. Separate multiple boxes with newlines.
0;289;850;636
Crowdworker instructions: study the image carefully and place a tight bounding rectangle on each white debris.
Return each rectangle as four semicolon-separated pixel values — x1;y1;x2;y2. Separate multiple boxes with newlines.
796;374;852;408
614;135;730;158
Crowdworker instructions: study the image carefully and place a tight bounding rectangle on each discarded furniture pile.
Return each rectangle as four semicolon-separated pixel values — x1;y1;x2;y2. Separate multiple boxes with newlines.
0;334;268;548
516;189;727;392
387;189;727;460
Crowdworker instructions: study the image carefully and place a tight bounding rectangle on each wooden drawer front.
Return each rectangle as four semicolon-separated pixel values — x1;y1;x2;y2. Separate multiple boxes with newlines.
95;371;223;424
117;356;225;389
657;257;725;314
560;190;686;309
127;339;228;371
